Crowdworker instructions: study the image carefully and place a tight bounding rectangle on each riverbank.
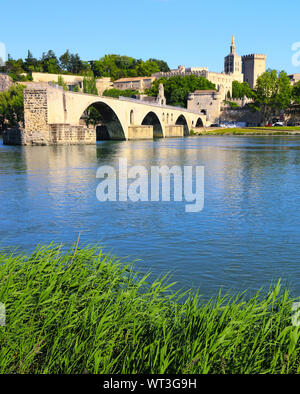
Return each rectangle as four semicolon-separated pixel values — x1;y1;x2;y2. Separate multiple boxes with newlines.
0;244;299;374
191;127;300;136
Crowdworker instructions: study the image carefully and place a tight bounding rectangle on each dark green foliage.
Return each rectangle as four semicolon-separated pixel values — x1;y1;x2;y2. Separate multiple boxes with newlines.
0;244;299;374
90;55;169;80
55;76;68;91
0;84;26;130
146;75;216;107
254;69;292;122
224;100;240;108
103;88;139;98
1;51;170;82
292;81;300;105
232;81;254;99
83;74;98;95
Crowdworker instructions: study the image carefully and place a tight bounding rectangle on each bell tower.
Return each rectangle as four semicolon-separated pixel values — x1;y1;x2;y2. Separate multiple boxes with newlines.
224;36;241;74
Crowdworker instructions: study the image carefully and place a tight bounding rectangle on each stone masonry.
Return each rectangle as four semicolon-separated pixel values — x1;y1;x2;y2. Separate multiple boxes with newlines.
0;73;13;92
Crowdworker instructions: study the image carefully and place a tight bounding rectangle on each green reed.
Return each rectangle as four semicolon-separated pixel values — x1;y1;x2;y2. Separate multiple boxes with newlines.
0;244;299;374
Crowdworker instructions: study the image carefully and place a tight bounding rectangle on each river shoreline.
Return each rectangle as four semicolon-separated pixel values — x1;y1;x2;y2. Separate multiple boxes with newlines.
190;127;300;136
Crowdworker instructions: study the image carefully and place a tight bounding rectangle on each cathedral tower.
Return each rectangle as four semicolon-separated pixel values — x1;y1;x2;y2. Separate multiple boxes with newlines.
224;36;242;74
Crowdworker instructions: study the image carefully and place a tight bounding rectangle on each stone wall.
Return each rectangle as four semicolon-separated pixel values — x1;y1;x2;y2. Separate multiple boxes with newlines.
24;87;50;144
128;125;153;140
220;107;261;126
164;125;184;137
3;127;27;145
187;90;221;124
49;124;96;144
0;73;13;92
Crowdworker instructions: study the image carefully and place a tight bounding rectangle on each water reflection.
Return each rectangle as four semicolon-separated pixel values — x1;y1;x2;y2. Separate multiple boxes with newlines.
1;136;300;299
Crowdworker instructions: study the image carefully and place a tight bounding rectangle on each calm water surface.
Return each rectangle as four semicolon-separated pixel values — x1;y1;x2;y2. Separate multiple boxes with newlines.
1;136;300;298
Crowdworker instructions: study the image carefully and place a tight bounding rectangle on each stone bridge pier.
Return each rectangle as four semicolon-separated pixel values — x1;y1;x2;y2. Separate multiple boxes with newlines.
5;84;207;145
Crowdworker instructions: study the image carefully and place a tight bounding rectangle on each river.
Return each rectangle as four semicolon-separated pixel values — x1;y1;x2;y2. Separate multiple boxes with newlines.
1;135;300;299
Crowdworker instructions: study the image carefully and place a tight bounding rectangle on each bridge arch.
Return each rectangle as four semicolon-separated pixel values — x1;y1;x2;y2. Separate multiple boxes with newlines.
141;111;164;138
175;114;189;136
77;100;126;140
196;117;204;127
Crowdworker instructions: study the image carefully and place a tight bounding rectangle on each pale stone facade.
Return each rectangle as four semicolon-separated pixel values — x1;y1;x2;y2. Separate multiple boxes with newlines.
187;90;221;124
0;73;13;92
242;54;266;89
113;76;155;92
288;74;300;85
31;72;113;95
152;38;265;99
224;36;242;74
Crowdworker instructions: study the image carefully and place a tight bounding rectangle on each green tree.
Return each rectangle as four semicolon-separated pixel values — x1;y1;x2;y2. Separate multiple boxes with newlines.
90;54;170;80
232;81;254;99
135;60;160;77
40;50;61;74
148;58;170;72
0;84;26;130
83;74;98;95
255;69;292;123
292;80;300;105
146;75;216;107
103;88;139;98
54;76;68;91
59;50;71;72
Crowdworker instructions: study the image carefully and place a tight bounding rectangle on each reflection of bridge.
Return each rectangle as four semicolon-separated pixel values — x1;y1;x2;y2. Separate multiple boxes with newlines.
22;84;206;145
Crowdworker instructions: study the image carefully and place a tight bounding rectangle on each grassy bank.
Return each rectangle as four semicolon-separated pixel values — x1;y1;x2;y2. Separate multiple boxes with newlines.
191;127;300;136
0;244;299;374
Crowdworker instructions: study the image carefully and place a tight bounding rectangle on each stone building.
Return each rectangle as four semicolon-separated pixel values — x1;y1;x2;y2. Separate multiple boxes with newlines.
113;76;155;92
152;38;244;99
224;36;242;74
152;37;266;99
242;54;266;89
187;90;221;124
288;73;300;85
31;72;113;95
0;73;13;92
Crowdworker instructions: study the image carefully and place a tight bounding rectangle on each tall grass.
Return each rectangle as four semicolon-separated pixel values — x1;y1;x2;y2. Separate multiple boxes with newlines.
0;244;299;374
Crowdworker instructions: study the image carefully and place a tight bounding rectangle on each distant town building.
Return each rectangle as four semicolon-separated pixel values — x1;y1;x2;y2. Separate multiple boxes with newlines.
113;76;155;93
288;73;300;85
152;37;246;99
30;72;113;95
242;54;266;89
187;90;221;124
152;37;266;99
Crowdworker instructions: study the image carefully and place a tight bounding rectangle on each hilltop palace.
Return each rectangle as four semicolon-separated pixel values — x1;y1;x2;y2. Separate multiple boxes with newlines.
151;37;267;99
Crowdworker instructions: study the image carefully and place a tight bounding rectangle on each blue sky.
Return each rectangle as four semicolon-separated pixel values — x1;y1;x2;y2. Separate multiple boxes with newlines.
1;0;300;74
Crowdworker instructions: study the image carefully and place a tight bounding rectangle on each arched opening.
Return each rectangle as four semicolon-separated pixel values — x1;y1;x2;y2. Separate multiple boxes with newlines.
141;111;164;138
80;102;126;141
130;110;134;125
196;117;204;127
166;113;169;124
175;115;189;136
201;109;207;115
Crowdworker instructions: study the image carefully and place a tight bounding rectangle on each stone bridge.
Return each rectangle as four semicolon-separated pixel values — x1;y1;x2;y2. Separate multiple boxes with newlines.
20;84;206;145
